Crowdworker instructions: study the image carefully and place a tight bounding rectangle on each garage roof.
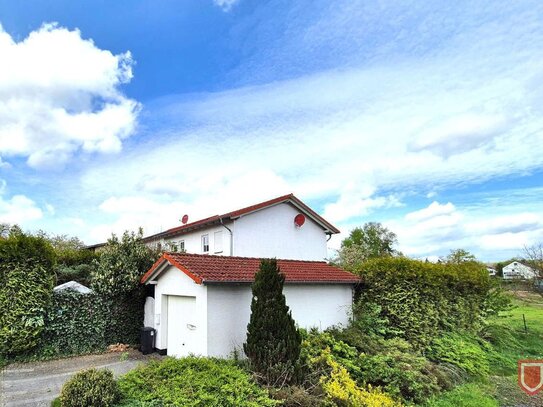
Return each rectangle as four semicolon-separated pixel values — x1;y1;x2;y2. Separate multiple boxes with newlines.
141;252;360;285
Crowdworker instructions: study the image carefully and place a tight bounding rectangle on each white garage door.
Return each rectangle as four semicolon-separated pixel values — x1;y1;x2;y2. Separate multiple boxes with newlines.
167;295;198;357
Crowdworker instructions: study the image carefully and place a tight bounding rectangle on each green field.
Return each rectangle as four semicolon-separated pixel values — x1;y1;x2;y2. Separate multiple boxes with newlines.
428;291;543;407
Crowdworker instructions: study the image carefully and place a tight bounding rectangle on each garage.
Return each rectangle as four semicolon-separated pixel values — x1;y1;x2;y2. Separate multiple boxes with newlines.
142;252;359;357
166;295;197;357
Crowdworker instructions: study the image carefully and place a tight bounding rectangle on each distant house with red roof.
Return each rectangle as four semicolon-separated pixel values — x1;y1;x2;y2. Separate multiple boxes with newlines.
138;194;359;358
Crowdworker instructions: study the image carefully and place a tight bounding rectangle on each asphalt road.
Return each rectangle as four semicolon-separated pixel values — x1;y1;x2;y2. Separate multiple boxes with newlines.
0;350;161;407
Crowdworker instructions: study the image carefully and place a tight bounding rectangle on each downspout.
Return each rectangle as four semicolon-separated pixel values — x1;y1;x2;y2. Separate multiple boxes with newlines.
220;218;234;256
326;232;332;241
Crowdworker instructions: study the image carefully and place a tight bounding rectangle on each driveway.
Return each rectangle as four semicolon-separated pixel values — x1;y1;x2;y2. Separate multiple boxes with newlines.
1;350;162;407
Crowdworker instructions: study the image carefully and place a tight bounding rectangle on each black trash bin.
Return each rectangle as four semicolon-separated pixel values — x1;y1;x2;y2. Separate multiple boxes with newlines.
140;327;156;354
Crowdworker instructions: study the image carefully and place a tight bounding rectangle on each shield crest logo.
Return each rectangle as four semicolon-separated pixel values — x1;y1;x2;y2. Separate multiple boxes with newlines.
518;360;543;396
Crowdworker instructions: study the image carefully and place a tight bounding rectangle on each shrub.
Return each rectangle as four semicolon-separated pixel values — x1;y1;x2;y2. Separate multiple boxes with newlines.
91;230;158;297
117;357;278;406
426;332;492;378
60;368;120;407
269;386;328;407
355;258;490;348
317;350;401;407
0;229;55;355
244;259;301;386
355;338;440;403
302;331;438;404
31;289;145;359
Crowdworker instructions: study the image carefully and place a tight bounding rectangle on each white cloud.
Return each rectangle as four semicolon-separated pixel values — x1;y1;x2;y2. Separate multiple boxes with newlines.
0;193;43;224
405;201;456;222
0;23;139;168
213;0;239;11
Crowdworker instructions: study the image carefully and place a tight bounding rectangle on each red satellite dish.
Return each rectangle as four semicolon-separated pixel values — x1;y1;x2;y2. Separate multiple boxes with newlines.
294;213;306;227
181;214;189;224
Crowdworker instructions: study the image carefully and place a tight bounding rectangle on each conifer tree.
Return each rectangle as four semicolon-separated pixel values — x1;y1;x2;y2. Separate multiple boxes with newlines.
244;258;301;385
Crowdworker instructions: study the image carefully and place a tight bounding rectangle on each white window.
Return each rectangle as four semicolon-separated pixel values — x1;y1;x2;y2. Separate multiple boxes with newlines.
202;234;209;253
214;231;223;253
178;240;185;252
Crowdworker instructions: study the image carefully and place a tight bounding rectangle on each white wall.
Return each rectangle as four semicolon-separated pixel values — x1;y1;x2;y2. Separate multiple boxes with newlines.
503;262;537;279
153;265;208;355
206;283;353;357
232;203;328;261
157;225;232;256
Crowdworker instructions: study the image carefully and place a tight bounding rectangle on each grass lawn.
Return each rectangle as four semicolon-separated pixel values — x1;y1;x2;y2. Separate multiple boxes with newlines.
427;291;543;407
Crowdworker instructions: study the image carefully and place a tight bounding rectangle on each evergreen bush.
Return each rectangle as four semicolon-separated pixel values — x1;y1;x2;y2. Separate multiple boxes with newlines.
244;258;302;386
0;229;55;355
117;357;278;406
60;368;120;407
355;258;491;348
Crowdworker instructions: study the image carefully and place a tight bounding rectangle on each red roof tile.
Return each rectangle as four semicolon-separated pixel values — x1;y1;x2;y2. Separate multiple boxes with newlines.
141;252;360;285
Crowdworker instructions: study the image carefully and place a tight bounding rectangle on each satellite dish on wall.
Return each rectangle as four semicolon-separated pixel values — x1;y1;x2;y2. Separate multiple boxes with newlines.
181;214;189;224
294;213;306;227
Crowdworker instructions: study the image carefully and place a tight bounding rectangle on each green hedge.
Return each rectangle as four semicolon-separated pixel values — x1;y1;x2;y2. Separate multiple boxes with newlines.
117;357;279;406
356;258;490;348
30;289;145;358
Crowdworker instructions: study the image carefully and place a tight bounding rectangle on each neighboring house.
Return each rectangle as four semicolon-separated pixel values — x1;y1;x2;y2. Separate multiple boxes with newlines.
53;281;92;294
143;193;340;261
487;267;497;277
141;252;359;358
87;194;340;261
502;261;537;280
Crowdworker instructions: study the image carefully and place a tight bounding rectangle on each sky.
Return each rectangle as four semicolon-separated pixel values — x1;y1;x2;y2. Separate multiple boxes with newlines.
0;0;542;262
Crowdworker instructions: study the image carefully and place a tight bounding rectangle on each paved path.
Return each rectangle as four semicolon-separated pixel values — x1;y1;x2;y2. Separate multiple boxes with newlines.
1;350;162;407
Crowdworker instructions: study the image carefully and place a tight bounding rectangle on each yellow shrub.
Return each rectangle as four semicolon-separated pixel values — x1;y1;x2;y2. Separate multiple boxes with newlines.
319;351;401;407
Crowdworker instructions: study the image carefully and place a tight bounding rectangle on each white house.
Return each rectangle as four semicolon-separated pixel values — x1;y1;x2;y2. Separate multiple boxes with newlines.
502;261;537;280
141;252;359;357
142;193;340;261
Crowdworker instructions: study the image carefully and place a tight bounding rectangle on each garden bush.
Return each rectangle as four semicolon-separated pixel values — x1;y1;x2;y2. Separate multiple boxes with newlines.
60;368;120;407
0;229;55;355
426;332;493;378
269;386;328;407
312;349;401;407
31;289;145;358
301;331;438;404
117;357;278;407
355;258;491;348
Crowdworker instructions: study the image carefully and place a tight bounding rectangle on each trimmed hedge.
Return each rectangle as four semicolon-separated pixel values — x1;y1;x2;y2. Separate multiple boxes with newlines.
356;258;490;348
31;289;145;358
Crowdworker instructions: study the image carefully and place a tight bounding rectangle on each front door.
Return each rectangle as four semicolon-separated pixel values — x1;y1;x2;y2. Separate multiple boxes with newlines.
167;295;197;357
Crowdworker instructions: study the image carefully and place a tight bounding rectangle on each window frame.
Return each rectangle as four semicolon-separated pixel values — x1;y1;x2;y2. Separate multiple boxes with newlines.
201;234;209;253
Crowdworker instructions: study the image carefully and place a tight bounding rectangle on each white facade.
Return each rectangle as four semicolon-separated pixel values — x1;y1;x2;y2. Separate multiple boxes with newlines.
503;261;537;280
153;264;353;357
232;203;328;260
161;225;232;257
155;202;329;261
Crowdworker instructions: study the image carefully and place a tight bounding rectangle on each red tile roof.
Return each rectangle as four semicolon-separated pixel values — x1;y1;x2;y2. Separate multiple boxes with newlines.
141;252;360;285
143;193;340;242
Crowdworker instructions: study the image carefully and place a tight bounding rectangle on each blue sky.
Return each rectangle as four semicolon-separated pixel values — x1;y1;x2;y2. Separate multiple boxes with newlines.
1;0;542;261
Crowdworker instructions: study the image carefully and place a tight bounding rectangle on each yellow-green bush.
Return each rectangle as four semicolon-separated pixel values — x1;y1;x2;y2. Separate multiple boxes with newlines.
317;350;401;407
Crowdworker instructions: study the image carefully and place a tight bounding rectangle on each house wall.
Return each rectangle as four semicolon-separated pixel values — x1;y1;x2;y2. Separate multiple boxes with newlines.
503;262;537;279
232;203;328;261
153;265;208;355
161;225;232;256
206;283;353;357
